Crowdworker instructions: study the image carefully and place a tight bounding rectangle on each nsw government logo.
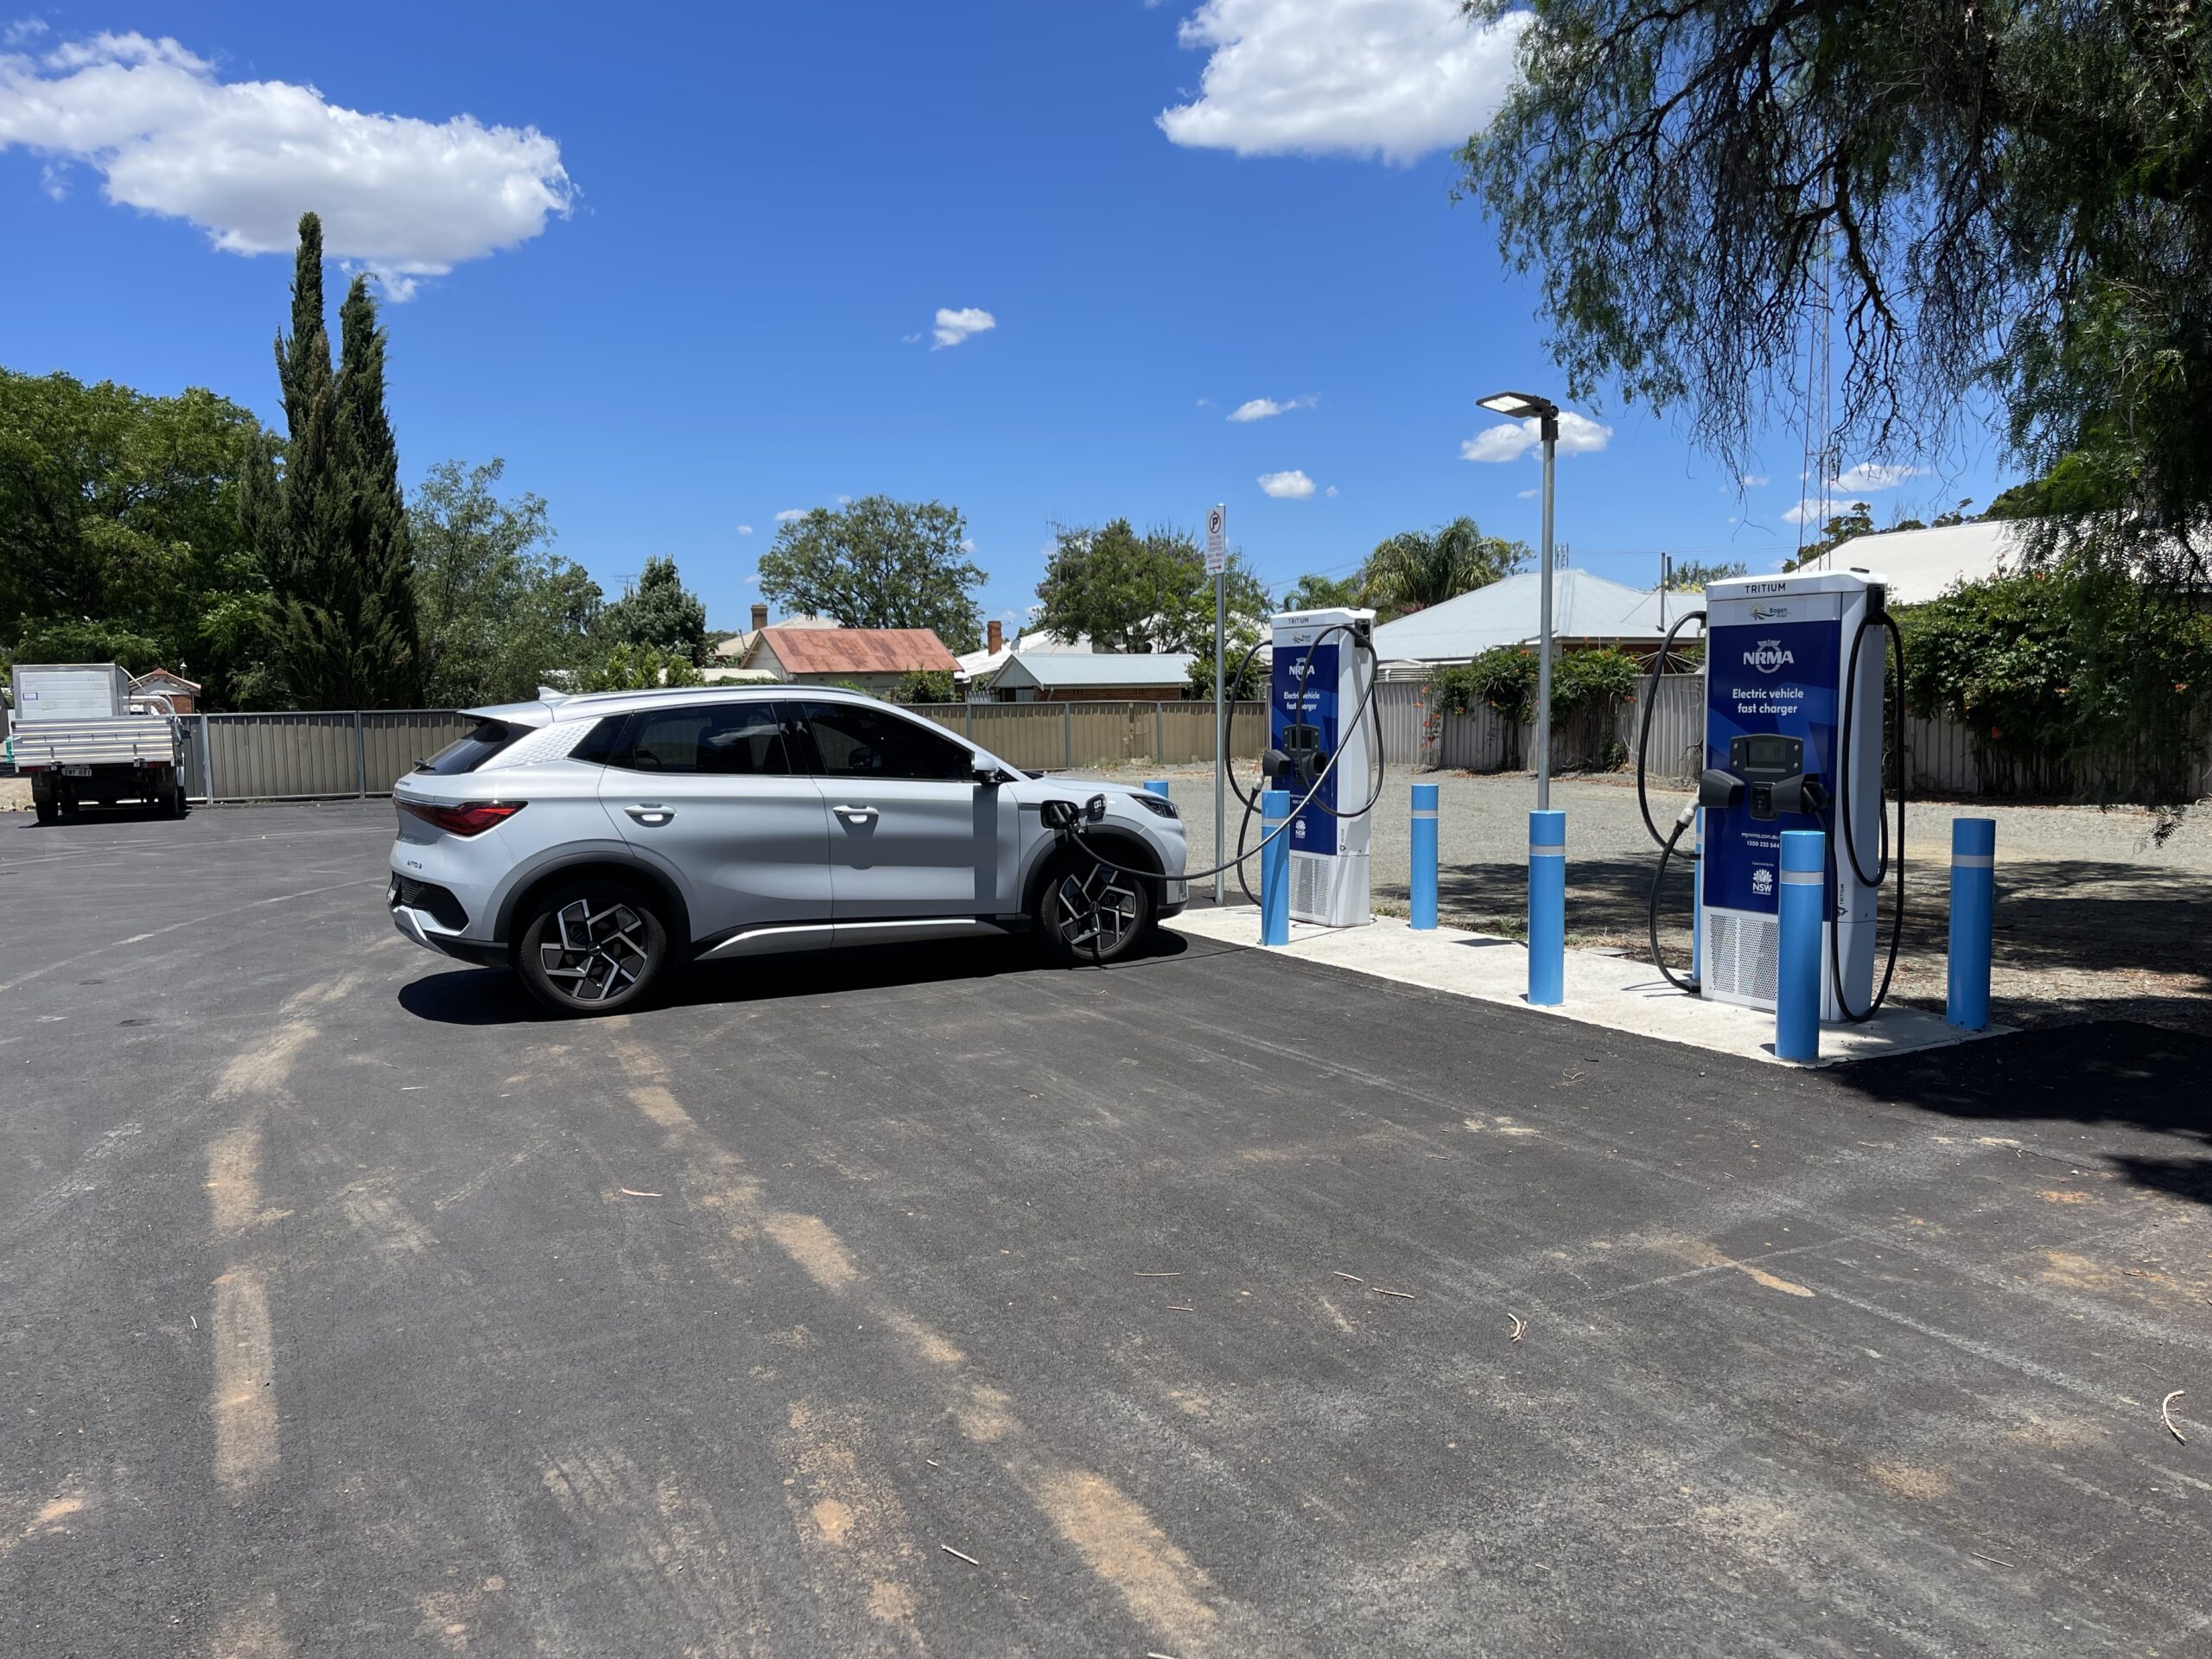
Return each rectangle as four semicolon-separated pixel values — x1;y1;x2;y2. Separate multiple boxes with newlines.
1743;637;1795;673
1751;867;1774;896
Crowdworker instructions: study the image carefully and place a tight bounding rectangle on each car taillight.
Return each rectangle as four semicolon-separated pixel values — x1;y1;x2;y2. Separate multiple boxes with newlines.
399;799;526;836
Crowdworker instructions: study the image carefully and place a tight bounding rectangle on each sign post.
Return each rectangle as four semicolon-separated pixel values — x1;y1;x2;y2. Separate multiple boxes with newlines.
1205;503;1228;906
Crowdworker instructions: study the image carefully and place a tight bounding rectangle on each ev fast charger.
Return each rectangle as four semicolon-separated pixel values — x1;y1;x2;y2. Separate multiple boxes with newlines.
1700;570;1886;1020
1268;607;1375;927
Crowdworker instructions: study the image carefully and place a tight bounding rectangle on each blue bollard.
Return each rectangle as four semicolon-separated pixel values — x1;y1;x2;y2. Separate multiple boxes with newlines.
1947;817;1996;1030
1775;830;1827;1062
1410;783;1439;930
1528;809;1565;1005
1691;806;1705;988
1142;779;1169;798
1261;789;1291;945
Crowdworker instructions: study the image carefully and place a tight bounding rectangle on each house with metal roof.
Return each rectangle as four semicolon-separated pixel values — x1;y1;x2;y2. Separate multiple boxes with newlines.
983;652;1196;702
1793;520;2029;603
1368;569;1688;667
740;626;959;694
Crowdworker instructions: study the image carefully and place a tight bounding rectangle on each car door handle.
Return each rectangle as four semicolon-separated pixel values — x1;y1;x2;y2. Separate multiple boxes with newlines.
832;804;878;821
625;804;676;826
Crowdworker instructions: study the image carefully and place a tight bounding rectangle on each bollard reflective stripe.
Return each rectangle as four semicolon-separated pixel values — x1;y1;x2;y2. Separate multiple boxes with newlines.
1774;830;1825;1062
1411;809;1439;819
1947;817;1996;1030
1528;808;1566;1007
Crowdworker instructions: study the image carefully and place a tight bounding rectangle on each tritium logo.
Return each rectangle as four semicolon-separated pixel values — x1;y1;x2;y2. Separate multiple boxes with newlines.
1743;638;1795;673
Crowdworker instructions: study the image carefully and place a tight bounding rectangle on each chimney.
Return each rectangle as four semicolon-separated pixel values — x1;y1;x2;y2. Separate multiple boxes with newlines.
751;602;768;632
987;619;1003;653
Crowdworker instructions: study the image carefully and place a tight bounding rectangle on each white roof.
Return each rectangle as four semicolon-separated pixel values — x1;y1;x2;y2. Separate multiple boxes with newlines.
989;652;1197;690
1796;520;2028;604
1369;569;1685;663
954;627;1097;679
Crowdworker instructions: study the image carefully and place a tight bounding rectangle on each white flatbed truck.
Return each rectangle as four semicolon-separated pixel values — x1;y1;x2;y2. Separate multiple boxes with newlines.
9;664;188;823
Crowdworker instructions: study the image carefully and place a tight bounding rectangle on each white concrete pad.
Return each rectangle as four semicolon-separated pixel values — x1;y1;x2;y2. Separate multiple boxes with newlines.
1162;910;2012;1069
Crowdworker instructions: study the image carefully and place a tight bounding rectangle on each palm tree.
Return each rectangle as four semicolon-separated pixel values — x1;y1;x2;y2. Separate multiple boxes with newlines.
1360;517;1529;619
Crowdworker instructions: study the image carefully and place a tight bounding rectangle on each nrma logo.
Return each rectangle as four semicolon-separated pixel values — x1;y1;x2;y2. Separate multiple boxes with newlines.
1743;638;1795;673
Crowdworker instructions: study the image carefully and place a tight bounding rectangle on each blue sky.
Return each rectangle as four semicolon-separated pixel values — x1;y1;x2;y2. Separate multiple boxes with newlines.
0;2;2018;634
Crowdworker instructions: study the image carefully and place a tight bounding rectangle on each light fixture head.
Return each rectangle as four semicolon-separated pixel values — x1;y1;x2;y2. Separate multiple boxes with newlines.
1477;390;1558;420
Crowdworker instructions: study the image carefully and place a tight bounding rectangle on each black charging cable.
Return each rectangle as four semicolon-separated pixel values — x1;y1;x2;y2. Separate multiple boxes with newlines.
1637;608;1707;990
1823;610;1909;1022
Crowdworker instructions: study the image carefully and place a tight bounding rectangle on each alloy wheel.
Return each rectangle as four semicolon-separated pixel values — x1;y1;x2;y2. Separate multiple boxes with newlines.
1054;865;1140;961
537;898;652;1002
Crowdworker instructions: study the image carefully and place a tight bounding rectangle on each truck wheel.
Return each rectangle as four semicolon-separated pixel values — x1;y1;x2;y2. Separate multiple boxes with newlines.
34;798;57;825
161;784;187;819
515;880;668;1016
1035;851;1154;966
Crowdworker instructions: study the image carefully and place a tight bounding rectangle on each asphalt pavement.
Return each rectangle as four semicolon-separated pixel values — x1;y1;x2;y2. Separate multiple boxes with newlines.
3;800;2209;1656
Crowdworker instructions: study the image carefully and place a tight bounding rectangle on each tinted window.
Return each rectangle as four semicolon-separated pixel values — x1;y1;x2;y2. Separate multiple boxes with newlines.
612;702;791;776
798;702;974;781
568;715;626;766
415;719;523;775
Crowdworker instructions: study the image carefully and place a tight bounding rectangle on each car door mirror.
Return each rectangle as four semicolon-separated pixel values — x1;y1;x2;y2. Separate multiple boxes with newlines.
971;762;1004;786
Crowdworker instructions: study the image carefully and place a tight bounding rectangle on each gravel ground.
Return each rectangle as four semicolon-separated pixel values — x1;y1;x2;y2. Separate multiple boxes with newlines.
1081;760;2212;1035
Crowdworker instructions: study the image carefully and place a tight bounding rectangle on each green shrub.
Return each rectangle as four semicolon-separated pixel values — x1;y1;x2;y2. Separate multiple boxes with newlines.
1897;565;2212;801
891;670;957;704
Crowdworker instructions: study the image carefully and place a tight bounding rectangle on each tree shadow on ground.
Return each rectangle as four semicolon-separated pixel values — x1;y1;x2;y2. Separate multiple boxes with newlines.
397;929;1191;1027
1826;1020;2212;1208
1435;853;2212;1033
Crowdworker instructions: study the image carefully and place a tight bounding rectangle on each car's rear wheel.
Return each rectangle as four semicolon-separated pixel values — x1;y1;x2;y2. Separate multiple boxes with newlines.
1036;851;1154;966
516;880;668;1016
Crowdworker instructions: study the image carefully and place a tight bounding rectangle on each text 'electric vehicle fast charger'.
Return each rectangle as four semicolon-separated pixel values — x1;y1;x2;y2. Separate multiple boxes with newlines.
387;686;1188;1016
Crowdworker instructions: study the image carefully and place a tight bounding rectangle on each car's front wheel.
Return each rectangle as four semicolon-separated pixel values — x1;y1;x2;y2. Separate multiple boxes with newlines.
516;880;669;1016
1036;851;1154;966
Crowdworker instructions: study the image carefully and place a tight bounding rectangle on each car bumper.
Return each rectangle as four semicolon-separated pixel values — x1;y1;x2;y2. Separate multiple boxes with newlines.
388;880;506;966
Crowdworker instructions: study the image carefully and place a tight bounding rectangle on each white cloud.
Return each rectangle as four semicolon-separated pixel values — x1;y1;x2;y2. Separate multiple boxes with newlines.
1781;503;1816;525
1324;485;1338;498
774;508;806;523
960;537;976;553
931;306;995;348
835;493;853;505
1516;486;1539;499
1830;461;1919;493
1739;472;1770;488
734;524;753;537
1257;468;1316;499
0;31;574;296
1227;393;1317;423
1159;0;1532;165
1461;410;1612;463
1194;397;1213;408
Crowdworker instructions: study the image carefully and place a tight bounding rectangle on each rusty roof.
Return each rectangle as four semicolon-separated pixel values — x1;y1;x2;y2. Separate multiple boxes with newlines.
759;627;958;676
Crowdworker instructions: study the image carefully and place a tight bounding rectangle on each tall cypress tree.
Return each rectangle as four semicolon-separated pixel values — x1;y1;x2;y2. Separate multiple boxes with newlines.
242;213;423;708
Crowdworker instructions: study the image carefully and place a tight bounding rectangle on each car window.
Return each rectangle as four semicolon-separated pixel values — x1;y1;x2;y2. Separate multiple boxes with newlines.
797;701;974;782
567;715;626;766
414;719;524;774
610;702;791;776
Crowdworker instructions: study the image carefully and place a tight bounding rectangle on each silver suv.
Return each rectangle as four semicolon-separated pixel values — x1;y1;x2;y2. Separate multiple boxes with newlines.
387;686;1188;1014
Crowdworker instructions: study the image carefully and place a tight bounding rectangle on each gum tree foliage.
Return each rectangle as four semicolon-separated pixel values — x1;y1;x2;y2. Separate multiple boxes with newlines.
1665;559;1747;590
1360;517;1529;618
241;213;423;707
758;496;987;652
1281;571;1365;611
0;367;277;706
569;642;702;693
409;459;605;706
600;554;709;666
1456;0;2212;582
1033;518;1270;653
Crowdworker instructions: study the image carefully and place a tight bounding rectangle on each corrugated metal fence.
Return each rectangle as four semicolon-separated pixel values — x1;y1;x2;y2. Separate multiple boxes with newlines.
173;683;2207;803
184;709;479;802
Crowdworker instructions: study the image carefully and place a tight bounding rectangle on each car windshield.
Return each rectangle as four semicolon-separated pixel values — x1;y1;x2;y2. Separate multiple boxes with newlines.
415;719;524;774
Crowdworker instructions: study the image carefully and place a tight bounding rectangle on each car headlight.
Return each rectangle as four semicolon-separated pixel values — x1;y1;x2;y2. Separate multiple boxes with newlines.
1135;791;1179;821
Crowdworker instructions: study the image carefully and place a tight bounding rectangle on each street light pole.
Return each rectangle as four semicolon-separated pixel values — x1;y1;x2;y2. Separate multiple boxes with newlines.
1535;414;1557;810
1477;391;1564;810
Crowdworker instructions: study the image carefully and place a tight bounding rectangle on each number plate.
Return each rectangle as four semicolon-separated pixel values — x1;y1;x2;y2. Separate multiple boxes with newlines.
61;765;92;777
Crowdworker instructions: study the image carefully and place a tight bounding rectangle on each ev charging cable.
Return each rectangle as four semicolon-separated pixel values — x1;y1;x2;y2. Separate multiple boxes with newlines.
1821;610;1910;1023
1637;607;1708;994
1062;621;1386;903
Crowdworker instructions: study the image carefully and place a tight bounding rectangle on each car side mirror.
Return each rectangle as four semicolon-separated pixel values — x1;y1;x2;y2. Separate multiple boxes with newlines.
971;763;1003;786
